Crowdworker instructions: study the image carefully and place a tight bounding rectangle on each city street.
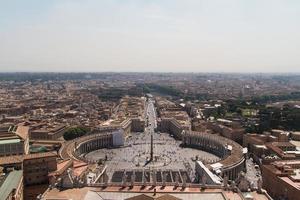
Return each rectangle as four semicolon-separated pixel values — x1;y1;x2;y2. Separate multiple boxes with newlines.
245;158;261;188
145;97;157;133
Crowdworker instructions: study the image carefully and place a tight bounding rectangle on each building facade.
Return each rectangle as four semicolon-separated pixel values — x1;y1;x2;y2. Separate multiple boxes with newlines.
23;152;58;185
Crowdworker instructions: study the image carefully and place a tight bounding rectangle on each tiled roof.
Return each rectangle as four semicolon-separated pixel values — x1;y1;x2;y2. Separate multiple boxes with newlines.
0;170;23;200
0;151;57;165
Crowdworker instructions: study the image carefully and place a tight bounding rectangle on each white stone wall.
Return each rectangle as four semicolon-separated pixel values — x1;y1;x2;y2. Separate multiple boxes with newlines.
112;129;124;147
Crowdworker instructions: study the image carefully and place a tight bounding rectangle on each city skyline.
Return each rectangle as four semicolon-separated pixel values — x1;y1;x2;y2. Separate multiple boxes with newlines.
1;2;300;199
1;0;300;73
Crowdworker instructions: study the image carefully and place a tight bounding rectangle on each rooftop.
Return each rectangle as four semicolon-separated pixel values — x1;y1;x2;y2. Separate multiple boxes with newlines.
0;170;23;200
0;151;57;165
0;138;21;145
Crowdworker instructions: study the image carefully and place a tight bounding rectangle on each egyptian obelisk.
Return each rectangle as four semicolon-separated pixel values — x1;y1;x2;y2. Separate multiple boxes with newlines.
150;134;153;161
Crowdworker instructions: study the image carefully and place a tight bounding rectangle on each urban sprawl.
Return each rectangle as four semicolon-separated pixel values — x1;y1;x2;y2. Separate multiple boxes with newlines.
0;73;300;200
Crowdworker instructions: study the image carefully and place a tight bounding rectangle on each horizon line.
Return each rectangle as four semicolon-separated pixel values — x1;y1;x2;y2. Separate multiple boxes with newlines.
0;71;300;74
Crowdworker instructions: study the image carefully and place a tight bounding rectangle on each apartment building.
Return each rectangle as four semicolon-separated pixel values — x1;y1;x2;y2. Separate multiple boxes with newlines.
0;126;29;157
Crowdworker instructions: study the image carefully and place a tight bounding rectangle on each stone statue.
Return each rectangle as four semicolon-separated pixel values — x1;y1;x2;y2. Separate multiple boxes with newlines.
231;180;237;192
201;175;207;187
250;181;255;191
174;174;179;187
182;174;187;189
101;170;109;187
257;177;262;193
237;172;250;192
122;171;127;187
152;170;157;187
131;172;136;187
162;171;167;187
142;171;146;186
223;175;228;189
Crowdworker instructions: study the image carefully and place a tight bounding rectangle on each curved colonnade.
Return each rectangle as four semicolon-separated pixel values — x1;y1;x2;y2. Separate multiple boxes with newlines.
59;133;113;162
158;118;245;180
59;119;245;180
182;131;245;180
73;133;113;163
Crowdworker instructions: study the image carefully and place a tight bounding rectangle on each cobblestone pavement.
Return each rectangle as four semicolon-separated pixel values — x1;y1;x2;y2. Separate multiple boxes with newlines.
245;158;261;188
85;132;220;182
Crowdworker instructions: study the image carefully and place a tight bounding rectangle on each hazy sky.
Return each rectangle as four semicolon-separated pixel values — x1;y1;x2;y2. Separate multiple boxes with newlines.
0;0;300;73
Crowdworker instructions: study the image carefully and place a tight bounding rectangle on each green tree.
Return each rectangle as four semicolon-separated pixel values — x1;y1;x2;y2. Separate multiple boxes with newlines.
63;127;90;140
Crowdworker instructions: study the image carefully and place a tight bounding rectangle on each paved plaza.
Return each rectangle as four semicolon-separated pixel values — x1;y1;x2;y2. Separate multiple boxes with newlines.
84;191;227;200
84;132;220;182
84;99;220;183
